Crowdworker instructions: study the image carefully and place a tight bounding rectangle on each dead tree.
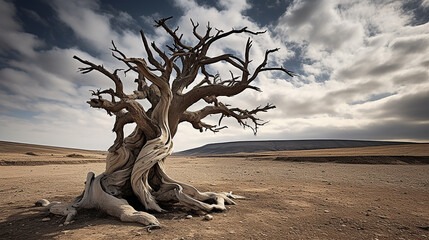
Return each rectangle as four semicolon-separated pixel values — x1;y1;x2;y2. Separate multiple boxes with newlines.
38;17;293;228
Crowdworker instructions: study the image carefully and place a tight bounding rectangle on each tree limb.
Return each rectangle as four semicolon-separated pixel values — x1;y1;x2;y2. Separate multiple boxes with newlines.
74;55;126;98
179;102;275;134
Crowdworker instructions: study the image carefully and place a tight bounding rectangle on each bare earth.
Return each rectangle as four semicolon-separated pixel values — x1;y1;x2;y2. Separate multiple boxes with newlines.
0;143;428;239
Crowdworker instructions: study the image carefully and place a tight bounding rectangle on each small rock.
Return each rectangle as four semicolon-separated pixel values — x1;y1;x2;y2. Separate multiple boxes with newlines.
239;221;243;223
185;215;193;219
229;230;235;234
324;210;330;213
210;183;217;186
223;214;227;217
61;230;70;234
194;210;206;215
204;214;213;221
206;227;211;230
59;224;64;227
41;217;50;222
341;224;346;227
135;232;142;236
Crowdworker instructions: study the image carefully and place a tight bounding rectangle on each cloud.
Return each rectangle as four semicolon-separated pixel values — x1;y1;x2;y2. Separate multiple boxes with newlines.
49;0;118;52
375;90;429;122
0;0;44;57
1;0;428;152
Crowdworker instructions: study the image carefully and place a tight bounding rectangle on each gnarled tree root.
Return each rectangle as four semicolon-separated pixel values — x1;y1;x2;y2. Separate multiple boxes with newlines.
36;172;160;227
36;168;242;227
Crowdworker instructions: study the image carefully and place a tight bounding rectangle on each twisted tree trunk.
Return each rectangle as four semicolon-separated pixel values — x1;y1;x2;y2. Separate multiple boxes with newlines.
37;17;292;227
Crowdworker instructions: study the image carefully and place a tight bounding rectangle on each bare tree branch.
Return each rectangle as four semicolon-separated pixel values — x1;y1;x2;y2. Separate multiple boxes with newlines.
74;55;126;98
179;102;275;134
154;16;192;50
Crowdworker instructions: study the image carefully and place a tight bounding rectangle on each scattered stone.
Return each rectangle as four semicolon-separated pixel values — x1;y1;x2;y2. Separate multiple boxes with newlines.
206;227;211;230
239;221;243;223
59;224;64;227
210;183;217;186
185;215;193;219
204;214;213;221
135;232;142;236
65;153;85;158
223;214;227;217
340;224;346;227
41;217;50;222
35;199;50;207
193;210;206;215
324;210;330;213
61;230;70;234
377;215;389;219
229;230;235;234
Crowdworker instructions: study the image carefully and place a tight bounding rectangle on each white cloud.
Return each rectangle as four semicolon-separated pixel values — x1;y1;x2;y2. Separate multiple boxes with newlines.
0;0;44;57
1;0;428;152
49;0;118;52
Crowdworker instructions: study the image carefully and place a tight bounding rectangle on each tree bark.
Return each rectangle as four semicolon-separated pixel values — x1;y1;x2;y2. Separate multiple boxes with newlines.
37;17;292;227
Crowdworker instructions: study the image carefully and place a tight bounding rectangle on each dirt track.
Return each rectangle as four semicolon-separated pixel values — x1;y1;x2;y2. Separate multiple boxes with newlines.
1;155;429;239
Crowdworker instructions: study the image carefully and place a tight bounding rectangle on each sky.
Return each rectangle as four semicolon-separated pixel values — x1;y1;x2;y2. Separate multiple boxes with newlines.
0;0;428;152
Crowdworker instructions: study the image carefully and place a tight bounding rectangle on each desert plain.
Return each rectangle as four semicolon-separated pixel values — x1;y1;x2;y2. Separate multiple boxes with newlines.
0;141;428;239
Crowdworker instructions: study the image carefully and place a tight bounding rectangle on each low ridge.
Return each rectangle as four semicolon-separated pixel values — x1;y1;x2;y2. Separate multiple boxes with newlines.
174;139;415;156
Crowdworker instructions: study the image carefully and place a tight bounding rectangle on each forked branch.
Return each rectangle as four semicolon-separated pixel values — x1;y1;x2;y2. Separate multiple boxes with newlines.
180;102;275;134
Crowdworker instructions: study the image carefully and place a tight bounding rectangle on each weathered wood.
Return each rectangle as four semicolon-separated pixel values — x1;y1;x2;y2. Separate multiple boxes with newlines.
39;17;292;227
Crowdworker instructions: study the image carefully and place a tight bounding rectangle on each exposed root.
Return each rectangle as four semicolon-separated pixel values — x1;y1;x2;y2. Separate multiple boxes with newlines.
36;163;240;227
37;171;160;227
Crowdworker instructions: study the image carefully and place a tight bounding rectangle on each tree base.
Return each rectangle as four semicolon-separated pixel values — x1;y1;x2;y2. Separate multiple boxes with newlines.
36;168;242;227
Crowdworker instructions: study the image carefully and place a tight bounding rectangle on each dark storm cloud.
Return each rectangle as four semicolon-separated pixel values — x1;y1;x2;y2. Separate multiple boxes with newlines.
270;120;429;142
376;91;429;121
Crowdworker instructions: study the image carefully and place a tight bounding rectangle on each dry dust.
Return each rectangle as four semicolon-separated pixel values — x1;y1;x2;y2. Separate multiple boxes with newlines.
0;143;428;239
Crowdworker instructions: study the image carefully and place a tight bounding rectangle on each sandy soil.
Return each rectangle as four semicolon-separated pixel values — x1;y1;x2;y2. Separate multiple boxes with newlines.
1;152;429;239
